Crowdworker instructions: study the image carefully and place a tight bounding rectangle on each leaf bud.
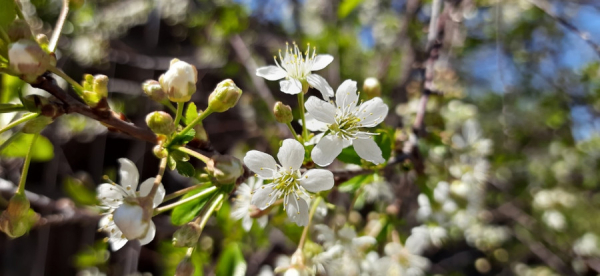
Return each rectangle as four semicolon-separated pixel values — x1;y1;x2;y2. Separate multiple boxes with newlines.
159;59;197;102
0;193;37;238
175;257;196;276
146;111;175;135
142;80;166;102
363;77;381;99
93;75;109;99
273;101;293;123
172;222;202;247
207;79;242;113
206;155;244;184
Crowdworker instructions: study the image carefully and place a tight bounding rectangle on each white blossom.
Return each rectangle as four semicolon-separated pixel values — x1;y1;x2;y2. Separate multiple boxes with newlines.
231;177;268;231
375;239;430;276
305;79;389;166
159;59;198;102
97;158;165;251
313;225;376;276
542;210;566;231
256;42;334;99
244;139;334;226
573;233;600;257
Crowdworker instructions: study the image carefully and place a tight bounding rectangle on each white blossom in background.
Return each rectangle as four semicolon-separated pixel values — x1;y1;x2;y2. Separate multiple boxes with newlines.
244;139;334;226
313;225;377;276
363;178;394;203
542;210;566;231
256;42;334;99
231;177;268;231
411;225;448;249
452;119;493;156
305;79;389;166
573;233;600;257
464;224;510;251
375;239;430;276
532;188;577;210
97;158;165;251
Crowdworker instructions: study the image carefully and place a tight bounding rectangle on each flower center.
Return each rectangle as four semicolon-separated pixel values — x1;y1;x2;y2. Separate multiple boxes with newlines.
329;113;362;140
273;167;301;195
274;42;317;80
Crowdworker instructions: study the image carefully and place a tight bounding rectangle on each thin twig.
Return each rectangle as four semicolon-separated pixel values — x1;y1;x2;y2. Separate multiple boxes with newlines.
49;0;69;52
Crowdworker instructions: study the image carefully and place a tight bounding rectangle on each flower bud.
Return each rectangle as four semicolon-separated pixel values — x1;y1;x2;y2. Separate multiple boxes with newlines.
273;101;293;123
208;79;242;113
93;75;109;99
112;201;150;240
0;193;36;238
172;222;202;247
8;39;52;82
81;74;108;107
7;20;31;42
175;258;195;276
206;155;244;184
146;111;175;135
35;34;50;52
22;116;53;134
159;59;197;102
142;80;166;102
153;145;169;159
363;77;381;99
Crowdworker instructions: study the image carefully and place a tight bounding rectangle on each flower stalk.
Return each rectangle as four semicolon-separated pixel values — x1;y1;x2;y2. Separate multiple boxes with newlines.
173;107;213;145
163;182;209;203
173;146;210;163
147;156;168;199
173;102;184;127
154;186;218;215
47;65;84;95
297;196;322;250
298;91;308;142
17;134;38;195
0;113;39;136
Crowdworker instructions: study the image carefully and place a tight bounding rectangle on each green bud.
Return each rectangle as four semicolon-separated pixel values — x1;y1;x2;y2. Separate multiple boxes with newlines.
153;145;169;159
142;80;166;102
93;75;109;98
0;193;37;238
172;222;202;247
175;257;196;276
273;101;293;123
146;111;175;135
206;155;244;184
208;79;242;113
363;77;381;99
22;116;53;134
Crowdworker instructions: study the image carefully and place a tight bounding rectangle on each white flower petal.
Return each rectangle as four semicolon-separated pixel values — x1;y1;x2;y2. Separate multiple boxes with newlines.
280;79;303;94
335;79;359;109
256;66;287;81
138;178;166;207
257;215;268;228
307;74;334;98
286;196;309;226
353;138;385;164
299;169;334;193
118;158;140;192
305;132;324;146
304;113;329;132
251;183;278;210
109;237;128;251
277;139;305;170
311;135;344;166
242;216;253;231
353;236;377;248
305;96;336;124
97;183;127;207
139;221;156;245
243;151;278;178
311;54;334;71
112;202;148;240
356;98;388;127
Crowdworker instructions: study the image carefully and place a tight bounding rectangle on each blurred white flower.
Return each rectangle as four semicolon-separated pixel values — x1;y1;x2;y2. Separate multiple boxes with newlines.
573;233;600;257
256;42;333;99
375;239;430;276
231;177;268;231
452;119;493;157
97;158;165;251
313;225;377;275
542;210;566;231
305;79;388;166
532;188;576;210
244;139;334;226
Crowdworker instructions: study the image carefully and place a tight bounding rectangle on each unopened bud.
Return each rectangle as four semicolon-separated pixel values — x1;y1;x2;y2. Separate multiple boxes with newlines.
363;77;381;99
153;145;168;159
142;80;166;102
159;59;197;102
172;222;202;247
35;34;50;51
93;75;109;98
0;193;36;238
7;20;31;42
146;111;175;135
175;257;196;276
208;79;242;113
273;101;293;123
22;116;53;134
8;39;52;82
206;155;244;184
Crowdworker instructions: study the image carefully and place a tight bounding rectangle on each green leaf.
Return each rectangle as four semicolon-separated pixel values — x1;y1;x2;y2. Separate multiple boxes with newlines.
338;0;363;19
216;242;246;276
172;128;196;145
337;146;362;165
167;155;177;171
339;173;373;192
63;176;97;205
0;133;54;161
0;0;16;30
1;74;25;103
171;188;216;226
176;161;196;177
185;102;198;125
374;129;393;162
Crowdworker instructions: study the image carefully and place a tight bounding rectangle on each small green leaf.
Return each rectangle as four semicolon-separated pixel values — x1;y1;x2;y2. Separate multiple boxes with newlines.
338;0;363;19
171;187;216;226
172;128;196;145
63;176;97;205
0;133;54;161
185;102;198;125
0;0;16;30
216;242;247;276
1;74;25;103
176;161;195;177
337;146;362;165
167;156;177;171
339;173;373;192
